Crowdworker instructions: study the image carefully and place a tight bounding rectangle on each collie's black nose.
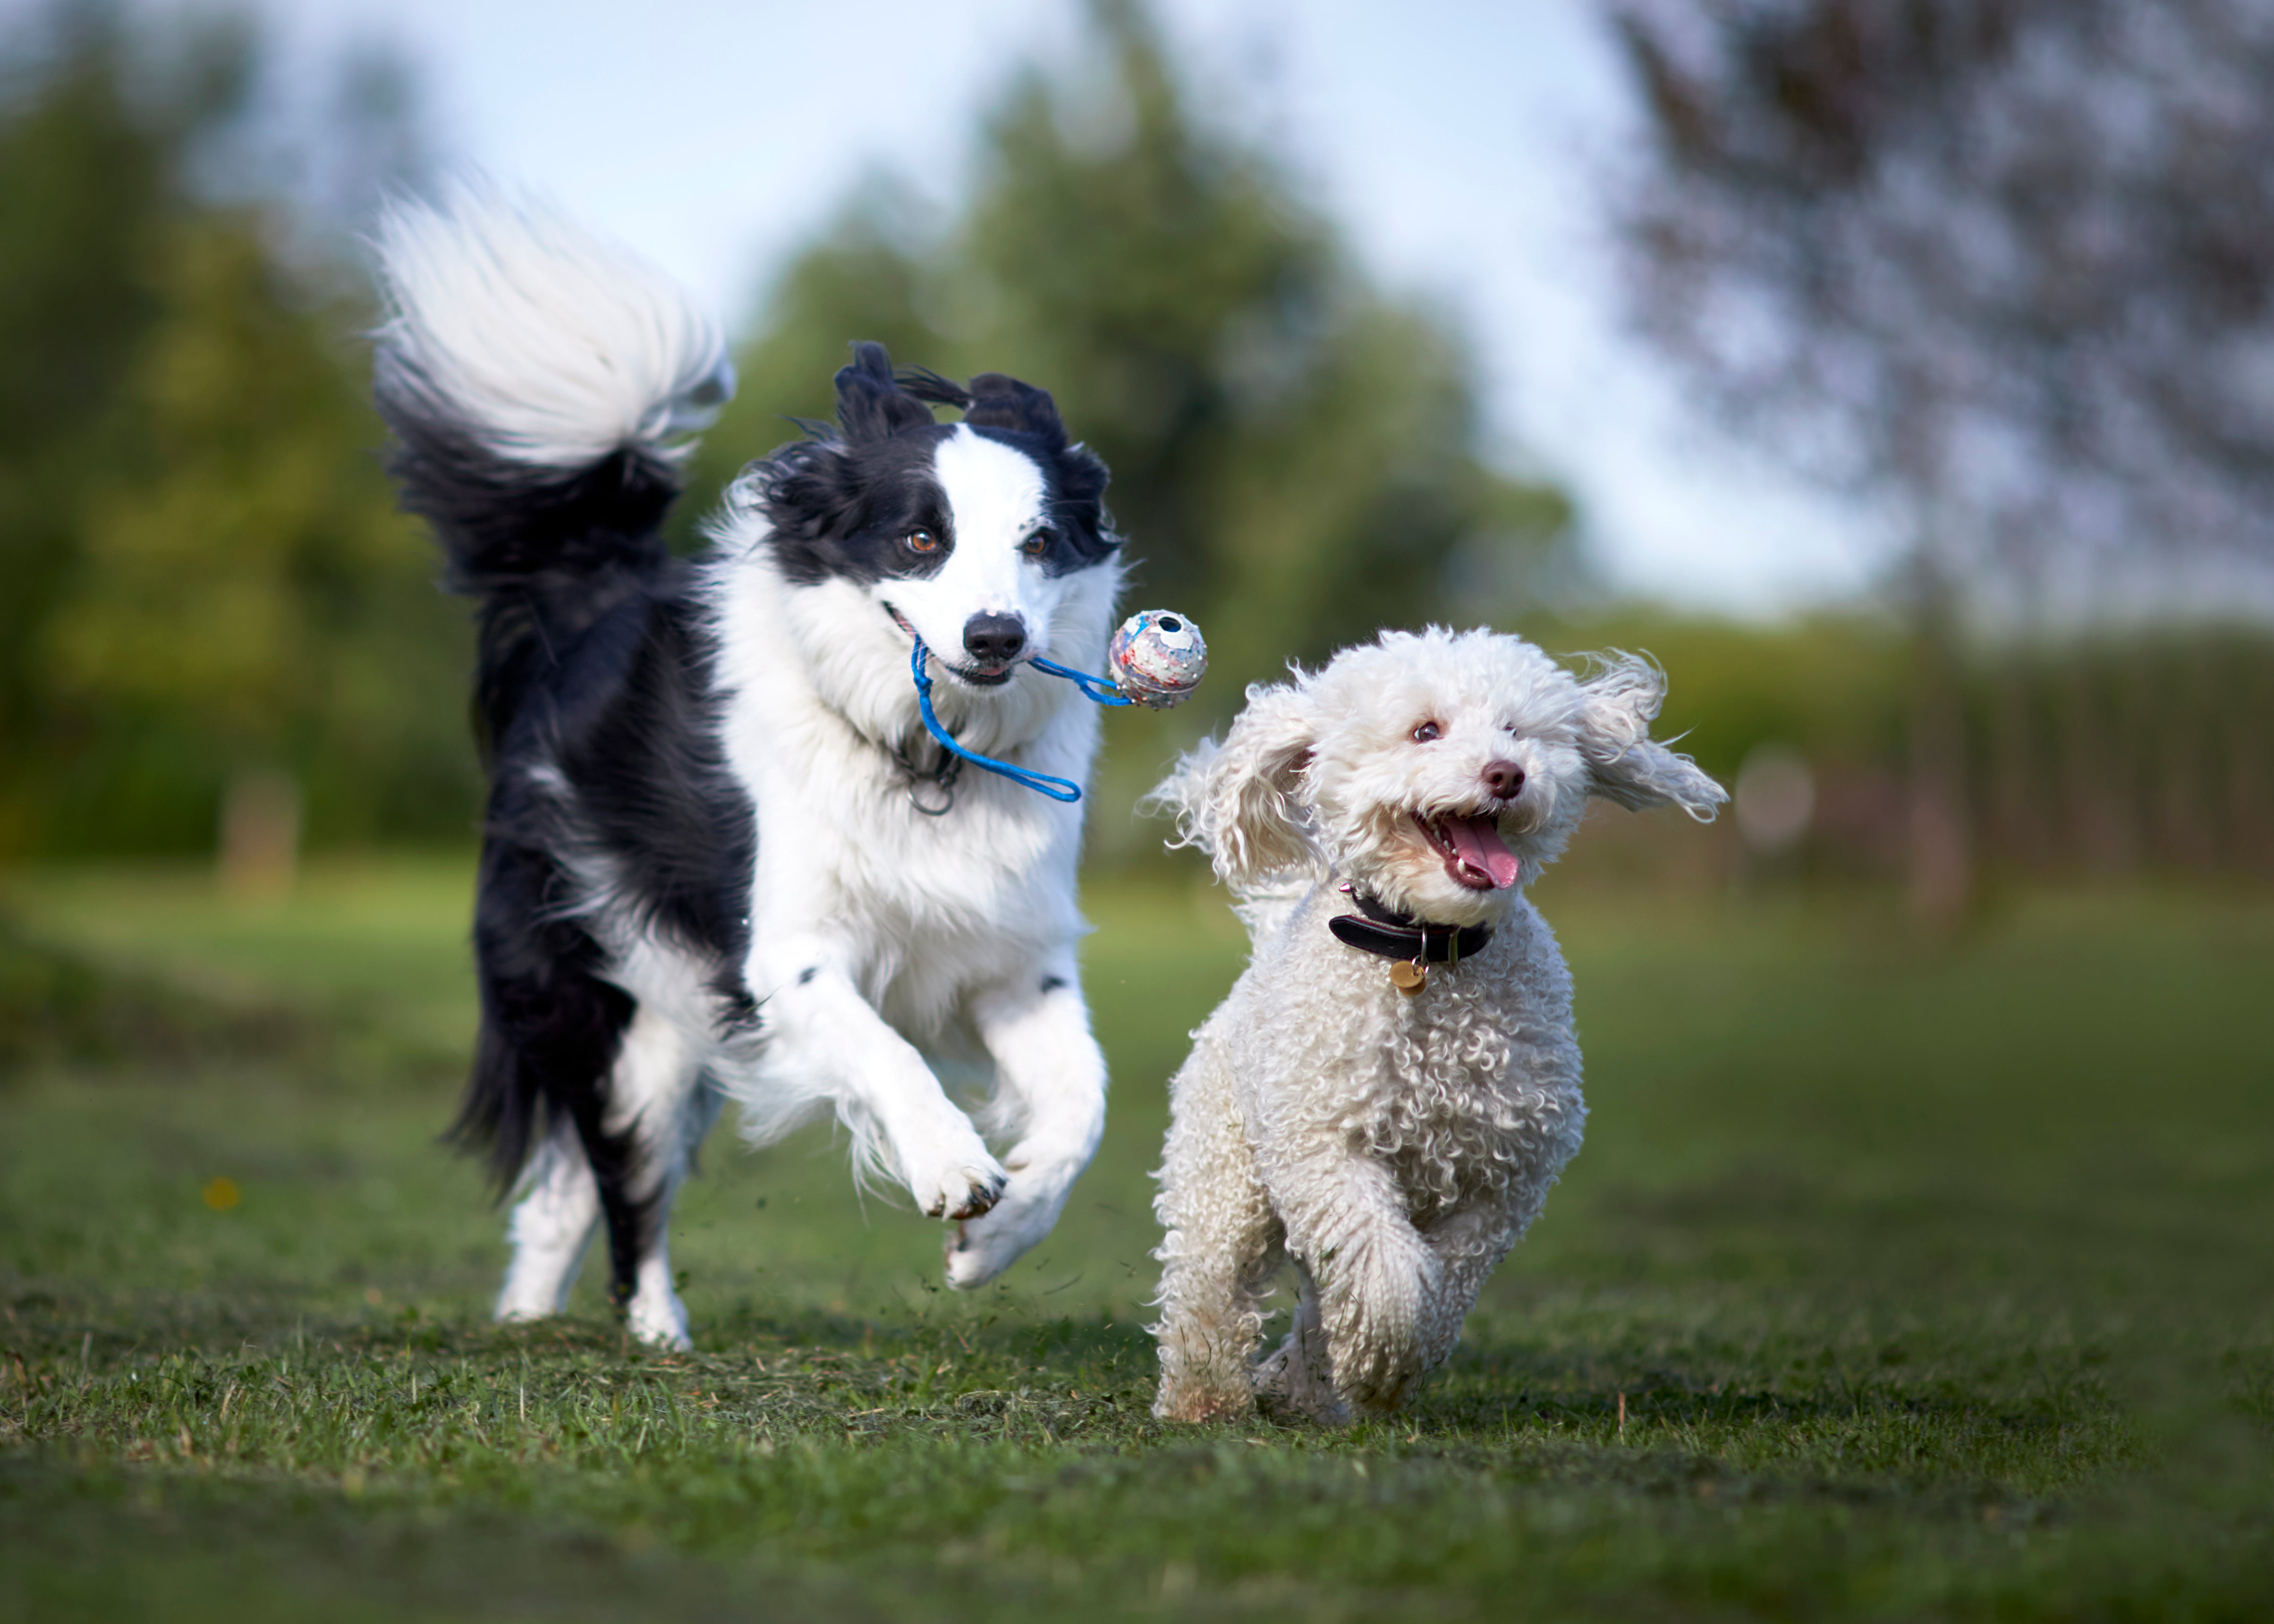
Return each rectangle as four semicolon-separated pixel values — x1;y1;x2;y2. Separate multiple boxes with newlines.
963;612;1027;667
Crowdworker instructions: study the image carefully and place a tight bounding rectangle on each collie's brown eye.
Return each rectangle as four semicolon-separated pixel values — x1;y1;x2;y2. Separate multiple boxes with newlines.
906;529;939;554
1020;529;1051;556
1411;721;1442;744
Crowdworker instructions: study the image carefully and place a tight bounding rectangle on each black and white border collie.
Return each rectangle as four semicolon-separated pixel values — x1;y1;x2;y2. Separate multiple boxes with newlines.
373;186;1123;1346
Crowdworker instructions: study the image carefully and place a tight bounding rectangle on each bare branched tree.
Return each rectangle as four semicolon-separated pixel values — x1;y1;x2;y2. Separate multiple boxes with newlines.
1609;0;2274;917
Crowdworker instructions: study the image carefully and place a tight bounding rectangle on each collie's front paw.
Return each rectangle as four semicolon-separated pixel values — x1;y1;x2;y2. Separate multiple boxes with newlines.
905;1138;1009;1223
941;1148;1083;1288
942;1219;998;1289
943;1175;1042;1287
942;1198;1038;1288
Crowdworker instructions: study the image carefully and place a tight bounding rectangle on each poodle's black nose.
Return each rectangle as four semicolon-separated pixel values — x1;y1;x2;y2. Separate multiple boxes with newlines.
962;612;1027;667
1483;759;1526;799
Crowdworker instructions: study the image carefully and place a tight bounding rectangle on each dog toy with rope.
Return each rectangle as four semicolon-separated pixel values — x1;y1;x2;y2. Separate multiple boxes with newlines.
910;609;1207;803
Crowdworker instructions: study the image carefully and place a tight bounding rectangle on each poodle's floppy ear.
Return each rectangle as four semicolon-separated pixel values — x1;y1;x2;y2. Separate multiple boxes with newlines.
834;341;933;443
1148;681;1320;889
1574;653;1728;820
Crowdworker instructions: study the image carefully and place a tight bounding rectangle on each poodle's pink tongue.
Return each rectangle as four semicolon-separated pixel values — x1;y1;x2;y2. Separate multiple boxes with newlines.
1444;814;1521;888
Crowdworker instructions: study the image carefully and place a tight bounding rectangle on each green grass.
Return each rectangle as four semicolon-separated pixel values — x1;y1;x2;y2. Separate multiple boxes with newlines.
2;860;2270;1621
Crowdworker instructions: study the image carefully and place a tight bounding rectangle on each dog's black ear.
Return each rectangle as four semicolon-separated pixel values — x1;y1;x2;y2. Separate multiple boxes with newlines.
1053;439;1110;512
896;364;1076;451
895;366;970;411
753;440;862;566
834;341;933;443
898;365;1071;449
960;372;1069;450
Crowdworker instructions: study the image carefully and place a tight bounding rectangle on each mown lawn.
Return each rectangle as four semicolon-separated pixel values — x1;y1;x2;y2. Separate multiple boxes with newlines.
1;858;2269;1621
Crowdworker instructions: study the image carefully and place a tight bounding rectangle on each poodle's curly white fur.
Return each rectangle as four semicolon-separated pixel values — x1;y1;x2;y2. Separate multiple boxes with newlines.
1147;627;1726;1424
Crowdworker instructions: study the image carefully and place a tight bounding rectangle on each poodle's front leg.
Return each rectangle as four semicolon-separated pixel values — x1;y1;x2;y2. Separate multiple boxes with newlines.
1152;1043;1281;1421
1271;1152;1442;1415
943;962;1110;1288
747;941;1007;1221
1252;1259;1347;1424
1413;1206;1523;1374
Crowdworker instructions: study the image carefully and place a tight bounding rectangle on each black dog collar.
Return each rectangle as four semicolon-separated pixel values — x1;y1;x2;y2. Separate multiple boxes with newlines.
1328;886;1493;989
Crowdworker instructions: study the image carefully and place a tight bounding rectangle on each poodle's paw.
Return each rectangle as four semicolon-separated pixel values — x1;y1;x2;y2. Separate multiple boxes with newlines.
1153;1380;1256;1423
1327;1334;1430;1414
1322;1241;1441;1412
1254;1330;1350;1425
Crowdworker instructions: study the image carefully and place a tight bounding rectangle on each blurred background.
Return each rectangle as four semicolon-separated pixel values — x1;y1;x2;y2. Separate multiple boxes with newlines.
6;0;2274;910
5;12;2271;1612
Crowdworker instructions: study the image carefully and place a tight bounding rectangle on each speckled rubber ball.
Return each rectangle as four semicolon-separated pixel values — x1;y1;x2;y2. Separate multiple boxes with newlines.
1107;609;1207;708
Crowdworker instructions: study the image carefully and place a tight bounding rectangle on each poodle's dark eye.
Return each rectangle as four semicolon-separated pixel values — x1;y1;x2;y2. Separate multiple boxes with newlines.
905;528;941;555
1411;721;1442;744
1019;529;1052;556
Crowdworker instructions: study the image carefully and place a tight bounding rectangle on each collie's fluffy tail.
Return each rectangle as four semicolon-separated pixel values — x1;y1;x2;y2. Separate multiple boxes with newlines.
373;182;733;592
373;183;733;751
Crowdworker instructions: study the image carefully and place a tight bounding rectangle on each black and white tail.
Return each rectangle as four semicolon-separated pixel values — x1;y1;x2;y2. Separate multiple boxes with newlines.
371;183;735;746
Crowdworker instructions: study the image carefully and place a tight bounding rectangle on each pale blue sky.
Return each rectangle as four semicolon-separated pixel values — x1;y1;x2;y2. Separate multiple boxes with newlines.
204;0;1902;614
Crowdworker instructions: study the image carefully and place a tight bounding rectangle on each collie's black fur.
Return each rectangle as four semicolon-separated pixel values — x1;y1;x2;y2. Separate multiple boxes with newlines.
379;385;753;1301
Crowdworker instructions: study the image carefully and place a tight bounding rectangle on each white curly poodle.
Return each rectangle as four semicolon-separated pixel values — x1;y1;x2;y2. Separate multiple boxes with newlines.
1146;627;1726;1424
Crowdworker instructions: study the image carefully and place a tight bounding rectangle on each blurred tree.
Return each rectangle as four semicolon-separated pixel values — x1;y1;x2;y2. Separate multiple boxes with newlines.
0;2;474;863
42;211;475;855
0;8;173;853
681;177;944;528
689;0;1574;843
1608;0;2274;920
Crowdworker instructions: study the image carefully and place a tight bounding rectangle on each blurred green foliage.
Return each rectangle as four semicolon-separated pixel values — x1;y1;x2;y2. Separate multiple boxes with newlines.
677;2;1578;855
679;1;1576;847
0;5;476;861
4;0;2269;886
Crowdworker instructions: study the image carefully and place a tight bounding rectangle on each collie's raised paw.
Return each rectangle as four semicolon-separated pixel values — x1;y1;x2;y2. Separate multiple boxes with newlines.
942;1171;1063;1288
914;1162;1008;1222
899;1116;1010;1223
937;1173;1006;1222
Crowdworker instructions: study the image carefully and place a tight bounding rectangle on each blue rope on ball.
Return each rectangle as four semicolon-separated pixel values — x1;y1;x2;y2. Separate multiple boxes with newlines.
908;609;1207;804
910;636;1086;803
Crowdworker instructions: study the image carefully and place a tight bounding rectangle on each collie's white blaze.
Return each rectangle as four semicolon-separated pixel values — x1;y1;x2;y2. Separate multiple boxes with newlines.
886;426;1063;664
374;180;733;469
696;494;1122;1284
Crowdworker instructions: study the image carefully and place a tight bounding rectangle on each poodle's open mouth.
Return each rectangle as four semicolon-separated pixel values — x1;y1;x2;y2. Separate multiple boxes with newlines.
1416;811;1521;891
